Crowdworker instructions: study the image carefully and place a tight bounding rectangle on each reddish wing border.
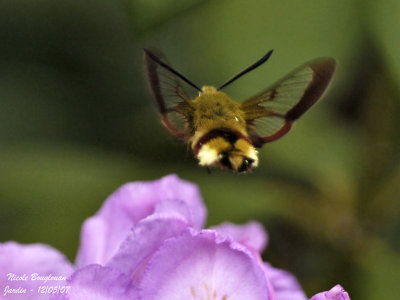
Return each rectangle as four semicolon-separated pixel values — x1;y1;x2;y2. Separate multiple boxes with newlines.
285;58;336;122
242;58;336;147
144;49;189;140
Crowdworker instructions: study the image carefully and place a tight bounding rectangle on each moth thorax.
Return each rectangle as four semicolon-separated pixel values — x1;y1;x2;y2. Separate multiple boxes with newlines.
195;130;259;173
201;86;218;94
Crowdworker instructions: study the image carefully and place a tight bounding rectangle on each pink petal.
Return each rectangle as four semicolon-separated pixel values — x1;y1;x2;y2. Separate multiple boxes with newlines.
55;265;135;300
310;284;351;300
264;263;307;300
106;212;189;285
138;229;272;300
211;221;268;253
75;174;206;267
0;242;73;300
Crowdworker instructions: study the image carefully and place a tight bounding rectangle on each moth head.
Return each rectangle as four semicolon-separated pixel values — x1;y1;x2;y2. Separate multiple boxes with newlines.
197;136;259;173
218;151;256;173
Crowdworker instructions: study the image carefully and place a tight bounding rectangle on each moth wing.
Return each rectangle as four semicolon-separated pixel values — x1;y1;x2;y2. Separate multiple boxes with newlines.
144;48;192;140
240;58;336;147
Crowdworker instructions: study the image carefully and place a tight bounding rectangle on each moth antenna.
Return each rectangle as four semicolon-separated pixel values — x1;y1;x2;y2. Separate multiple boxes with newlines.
144;48;202;92
217;50;274;91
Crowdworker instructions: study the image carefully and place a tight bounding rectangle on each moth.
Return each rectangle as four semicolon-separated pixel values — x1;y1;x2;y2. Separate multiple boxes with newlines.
144;48;335;173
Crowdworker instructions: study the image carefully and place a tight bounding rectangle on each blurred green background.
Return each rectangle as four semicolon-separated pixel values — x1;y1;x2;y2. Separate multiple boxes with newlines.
1;0;400;298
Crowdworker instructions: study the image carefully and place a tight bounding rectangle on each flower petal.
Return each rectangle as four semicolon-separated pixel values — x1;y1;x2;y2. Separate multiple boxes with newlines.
0;242;73;300
211;221;268;253
138;229;272;300
75;174;206;267
106;212;189;285
264;263;307;300
310;284;350;300
55;265;135;300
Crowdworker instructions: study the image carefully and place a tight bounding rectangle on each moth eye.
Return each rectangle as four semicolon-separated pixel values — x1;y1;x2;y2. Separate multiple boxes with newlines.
238;157;254;173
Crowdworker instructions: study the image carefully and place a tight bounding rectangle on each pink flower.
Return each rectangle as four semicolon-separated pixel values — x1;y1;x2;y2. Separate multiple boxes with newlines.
0;175;351;300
